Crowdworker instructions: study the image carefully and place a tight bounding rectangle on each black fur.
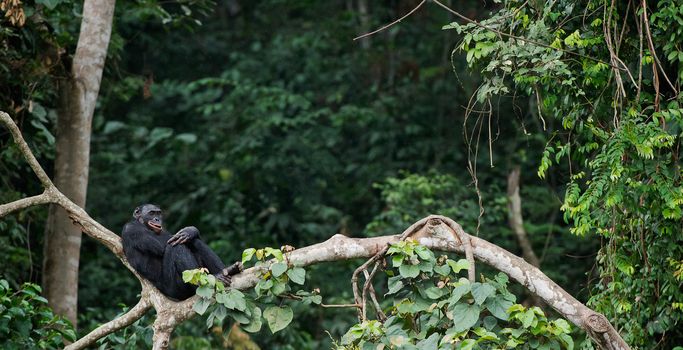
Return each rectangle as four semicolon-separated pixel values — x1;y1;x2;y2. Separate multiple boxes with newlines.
122;204;231;300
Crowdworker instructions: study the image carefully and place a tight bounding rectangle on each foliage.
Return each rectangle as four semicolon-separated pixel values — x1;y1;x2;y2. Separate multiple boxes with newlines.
447;0;683;346
364;171;502;236
0;279;75;349
183;246;314;337
337;242;574;350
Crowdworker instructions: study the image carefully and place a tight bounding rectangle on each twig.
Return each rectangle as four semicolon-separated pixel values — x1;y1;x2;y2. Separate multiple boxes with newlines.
353;0;427;41
641;0;677;95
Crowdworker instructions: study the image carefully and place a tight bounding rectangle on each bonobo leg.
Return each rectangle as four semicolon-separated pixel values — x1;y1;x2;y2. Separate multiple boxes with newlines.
187;239;242;286
187;239;225;274
162;244;201;300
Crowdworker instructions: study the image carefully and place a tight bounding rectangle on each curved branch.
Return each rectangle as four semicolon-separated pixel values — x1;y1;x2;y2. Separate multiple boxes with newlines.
65;297;152;350
0;112;55;189
0;191;54;218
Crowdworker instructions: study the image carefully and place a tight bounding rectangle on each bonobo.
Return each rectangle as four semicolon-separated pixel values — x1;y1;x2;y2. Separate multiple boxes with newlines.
122;204;242;300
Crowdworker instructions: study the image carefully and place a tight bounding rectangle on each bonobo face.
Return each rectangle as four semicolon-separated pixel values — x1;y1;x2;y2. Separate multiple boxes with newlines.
133;204;163;233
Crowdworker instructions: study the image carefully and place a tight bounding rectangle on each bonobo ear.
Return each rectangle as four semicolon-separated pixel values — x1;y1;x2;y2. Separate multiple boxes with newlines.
133;206;142;219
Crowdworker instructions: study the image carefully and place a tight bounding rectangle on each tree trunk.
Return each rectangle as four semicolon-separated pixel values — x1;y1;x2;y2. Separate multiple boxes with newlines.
507;166;541;267
42;0;116;328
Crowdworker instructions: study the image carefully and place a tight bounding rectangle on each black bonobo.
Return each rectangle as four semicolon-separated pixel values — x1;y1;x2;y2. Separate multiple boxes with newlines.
122;204;242;300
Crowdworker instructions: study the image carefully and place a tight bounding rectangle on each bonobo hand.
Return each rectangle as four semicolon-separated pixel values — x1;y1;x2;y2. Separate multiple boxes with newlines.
215;273;231;286
167;226;199;246
215;262;243;287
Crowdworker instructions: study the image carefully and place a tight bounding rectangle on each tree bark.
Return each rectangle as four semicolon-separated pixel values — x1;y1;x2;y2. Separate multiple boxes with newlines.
507;166;541;267
42;0;116;327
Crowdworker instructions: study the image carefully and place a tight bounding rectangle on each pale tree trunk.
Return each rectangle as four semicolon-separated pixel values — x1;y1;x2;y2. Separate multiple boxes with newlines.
507;166;541;267
42;0;116;328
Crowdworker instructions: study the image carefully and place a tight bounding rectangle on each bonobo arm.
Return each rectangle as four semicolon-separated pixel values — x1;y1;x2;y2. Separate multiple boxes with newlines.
122;222;166;256
167;226;199;246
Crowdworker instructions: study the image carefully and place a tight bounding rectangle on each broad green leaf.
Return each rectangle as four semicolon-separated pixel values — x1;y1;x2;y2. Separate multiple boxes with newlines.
458;338;476;350
447;259;470;274
471;282;496;305
434;264;451;276
392;255;404;267
416;333;440;350
242;306;263;333
449;281;471;304
287;267;306;285
271;262;288;277
264;306;293;333
271;279;287;295
196;285;213;298
451;303;481;332
192;297;211;315
519;309;536;328
35;0;64;9
399;264;420;278
484;296;513;320
242;248;256;263
424;286;447;300
387;276;404;295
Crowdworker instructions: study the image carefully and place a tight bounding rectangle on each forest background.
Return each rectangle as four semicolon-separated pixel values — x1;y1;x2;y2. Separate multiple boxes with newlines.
1;0;682;349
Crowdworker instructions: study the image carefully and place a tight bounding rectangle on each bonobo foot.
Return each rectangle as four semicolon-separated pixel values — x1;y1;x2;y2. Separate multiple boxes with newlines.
215;262;244;286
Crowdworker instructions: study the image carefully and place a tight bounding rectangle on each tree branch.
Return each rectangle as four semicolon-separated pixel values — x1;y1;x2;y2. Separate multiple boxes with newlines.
0;112;54;189
65;297;152;350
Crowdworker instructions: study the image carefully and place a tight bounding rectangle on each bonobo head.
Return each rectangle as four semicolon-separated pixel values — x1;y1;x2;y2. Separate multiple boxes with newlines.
133;204;163;233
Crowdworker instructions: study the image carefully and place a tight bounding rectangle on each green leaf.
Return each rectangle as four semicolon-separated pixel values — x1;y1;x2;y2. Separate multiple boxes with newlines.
471;282;496;305
434;264;451;276
392;255;404;267
387;276;404;295
242;306;263;333
519;309;536;328
416;333;440;350
193;297;211;315
458;338;476;350
399;264;420;278
271;262;288;277
242;248;256;263
263;306;293;333
287;267;306;285
424;286;447;300
447;259;470;274
485;296;513;321
196;285;213;298
451;303;481;332
449;280;471;304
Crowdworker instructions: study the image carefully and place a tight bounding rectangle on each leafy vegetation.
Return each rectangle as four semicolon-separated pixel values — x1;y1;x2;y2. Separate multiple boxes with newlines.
0;279;75;349
449;0;683;346
338;242;574;350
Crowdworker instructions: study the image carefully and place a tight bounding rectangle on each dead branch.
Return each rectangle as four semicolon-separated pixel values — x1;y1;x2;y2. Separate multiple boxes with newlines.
0;111;629;350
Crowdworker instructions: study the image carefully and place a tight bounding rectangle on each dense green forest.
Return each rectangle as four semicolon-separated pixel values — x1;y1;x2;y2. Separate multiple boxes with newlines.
1;0;682;349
